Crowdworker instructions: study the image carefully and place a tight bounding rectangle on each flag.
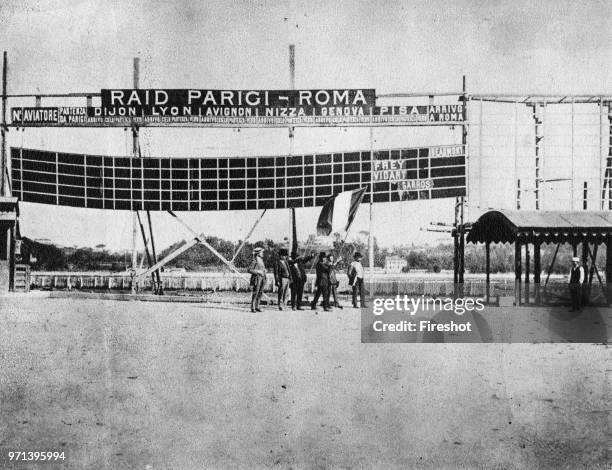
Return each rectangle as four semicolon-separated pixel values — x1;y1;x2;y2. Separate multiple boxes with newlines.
316;187;367;236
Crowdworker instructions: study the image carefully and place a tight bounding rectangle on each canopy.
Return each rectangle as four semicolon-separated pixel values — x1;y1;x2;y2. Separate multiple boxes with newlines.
466;210;612;244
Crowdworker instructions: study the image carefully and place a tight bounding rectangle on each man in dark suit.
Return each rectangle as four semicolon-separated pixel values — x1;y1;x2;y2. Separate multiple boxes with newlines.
311;253;332;311
310;252;326;310
274;248;291;310
289;251;314;310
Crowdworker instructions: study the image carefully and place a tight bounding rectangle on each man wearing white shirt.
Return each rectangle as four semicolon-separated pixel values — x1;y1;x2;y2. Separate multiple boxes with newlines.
568;256;585;312
348;252;367;308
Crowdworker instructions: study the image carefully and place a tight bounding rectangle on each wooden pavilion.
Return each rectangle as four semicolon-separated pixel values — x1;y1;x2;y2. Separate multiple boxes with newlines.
465;210;612;306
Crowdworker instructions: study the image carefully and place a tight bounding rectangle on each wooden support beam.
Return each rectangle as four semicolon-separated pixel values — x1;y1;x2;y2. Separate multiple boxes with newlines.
514;240;522;306
164;211;269;299
138;237;200;279
146;211;162;294
485;241;490;303
230;209;267;264
136;211;156;290
587;244;603;288
581;242;588;267
545;242;560;287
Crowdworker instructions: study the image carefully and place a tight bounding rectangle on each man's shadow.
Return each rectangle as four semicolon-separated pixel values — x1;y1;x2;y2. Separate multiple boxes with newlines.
548;307;608;344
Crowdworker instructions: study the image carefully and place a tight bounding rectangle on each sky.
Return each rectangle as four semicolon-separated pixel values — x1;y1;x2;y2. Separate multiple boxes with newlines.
1;0;611;251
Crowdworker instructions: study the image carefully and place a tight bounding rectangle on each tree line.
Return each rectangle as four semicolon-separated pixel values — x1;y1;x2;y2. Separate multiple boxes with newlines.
20;236;601;274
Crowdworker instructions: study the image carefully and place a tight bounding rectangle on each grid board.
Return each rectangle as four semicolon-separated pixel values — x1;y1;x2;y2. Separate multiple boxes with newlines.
11;146;466;211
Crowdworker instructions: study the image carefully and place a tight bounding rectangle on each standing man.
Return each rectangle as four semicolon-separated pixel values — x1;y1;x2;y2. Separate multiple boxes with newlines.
311;252;332;311
348;252;367;308
248;247;267;313
327;254;343;309
310;252;327;309
289;251;314;310
274;248;291;310
568;256;585;312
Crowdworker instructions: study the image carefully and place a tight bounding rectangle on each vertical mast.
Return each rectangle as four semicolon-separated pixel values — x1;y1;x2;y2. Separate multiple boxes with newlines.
131;57;140;292
1;51;7;197
289;44;297;255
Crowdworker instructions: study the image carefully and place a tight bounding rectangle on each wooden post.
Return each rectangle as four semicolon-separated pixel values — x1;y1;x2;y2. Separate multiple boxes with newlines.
368;115;374;300
453;198;459;291
534;241;541;304
532;103;543;210
601;101;612;210
485;241;490;303
524;243;530;304
582;241;589;306
288;45;297;255
136;211;156;289
514;240;522;306
131;57;140;294
459;76;467;295
570;99;575;210
146;211;162;294
606;235;612;303
1;51;6;197
458;199;465;294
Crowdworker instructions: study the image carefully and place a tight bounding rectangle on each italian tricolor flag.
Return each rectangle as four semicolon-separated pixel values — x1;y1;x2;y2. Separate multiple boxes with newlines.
316;187;367;236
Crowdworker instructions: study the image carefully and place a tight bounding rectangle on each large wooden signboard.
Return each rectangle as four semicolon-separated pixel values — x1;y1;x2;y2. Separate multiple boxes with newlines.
11;145;466;211
9;89;466;127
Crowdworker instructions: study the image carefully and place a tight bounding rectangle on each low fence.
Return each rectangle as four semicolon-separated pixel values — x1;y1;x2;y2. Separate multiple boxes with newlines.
30;271;519;297
26;270;610;305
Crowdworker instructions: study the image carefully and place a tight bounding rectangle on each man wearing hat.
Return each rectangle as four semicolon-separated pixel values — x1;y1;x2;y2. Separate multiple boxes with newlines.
310;252;330;310
248;247;267;312
310;252;332;311
568;256;585;312
274;248;291;310
289;251;315;310
347;252;367;308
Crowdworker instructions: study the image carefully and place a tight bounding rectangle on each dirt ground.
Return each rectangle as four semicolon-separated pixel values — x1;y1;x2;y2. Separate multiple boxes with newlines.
0;297;610;469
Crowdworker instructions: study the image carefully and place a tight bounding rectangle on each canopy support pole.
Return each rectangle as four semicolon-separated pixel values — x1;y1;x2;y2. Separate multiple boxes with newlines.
514;239;522;306
606;234;612;303
524;243;530;304
485;241;490;303
534;241;541;304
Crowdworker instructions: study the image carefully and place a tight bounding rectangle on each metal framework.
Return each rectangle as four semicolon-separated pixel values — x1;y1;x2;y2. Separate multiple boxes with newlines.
1;46;611;296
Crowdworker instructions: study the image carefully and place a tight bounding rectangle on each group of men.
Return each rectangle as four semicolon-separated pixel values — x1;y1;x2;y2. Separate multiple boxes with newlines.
247;247;367;312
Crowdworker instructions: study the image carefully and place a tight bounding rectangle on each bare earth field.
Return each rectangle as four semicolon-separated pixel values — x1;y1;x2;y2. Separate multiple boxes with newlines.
0;297;610;469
